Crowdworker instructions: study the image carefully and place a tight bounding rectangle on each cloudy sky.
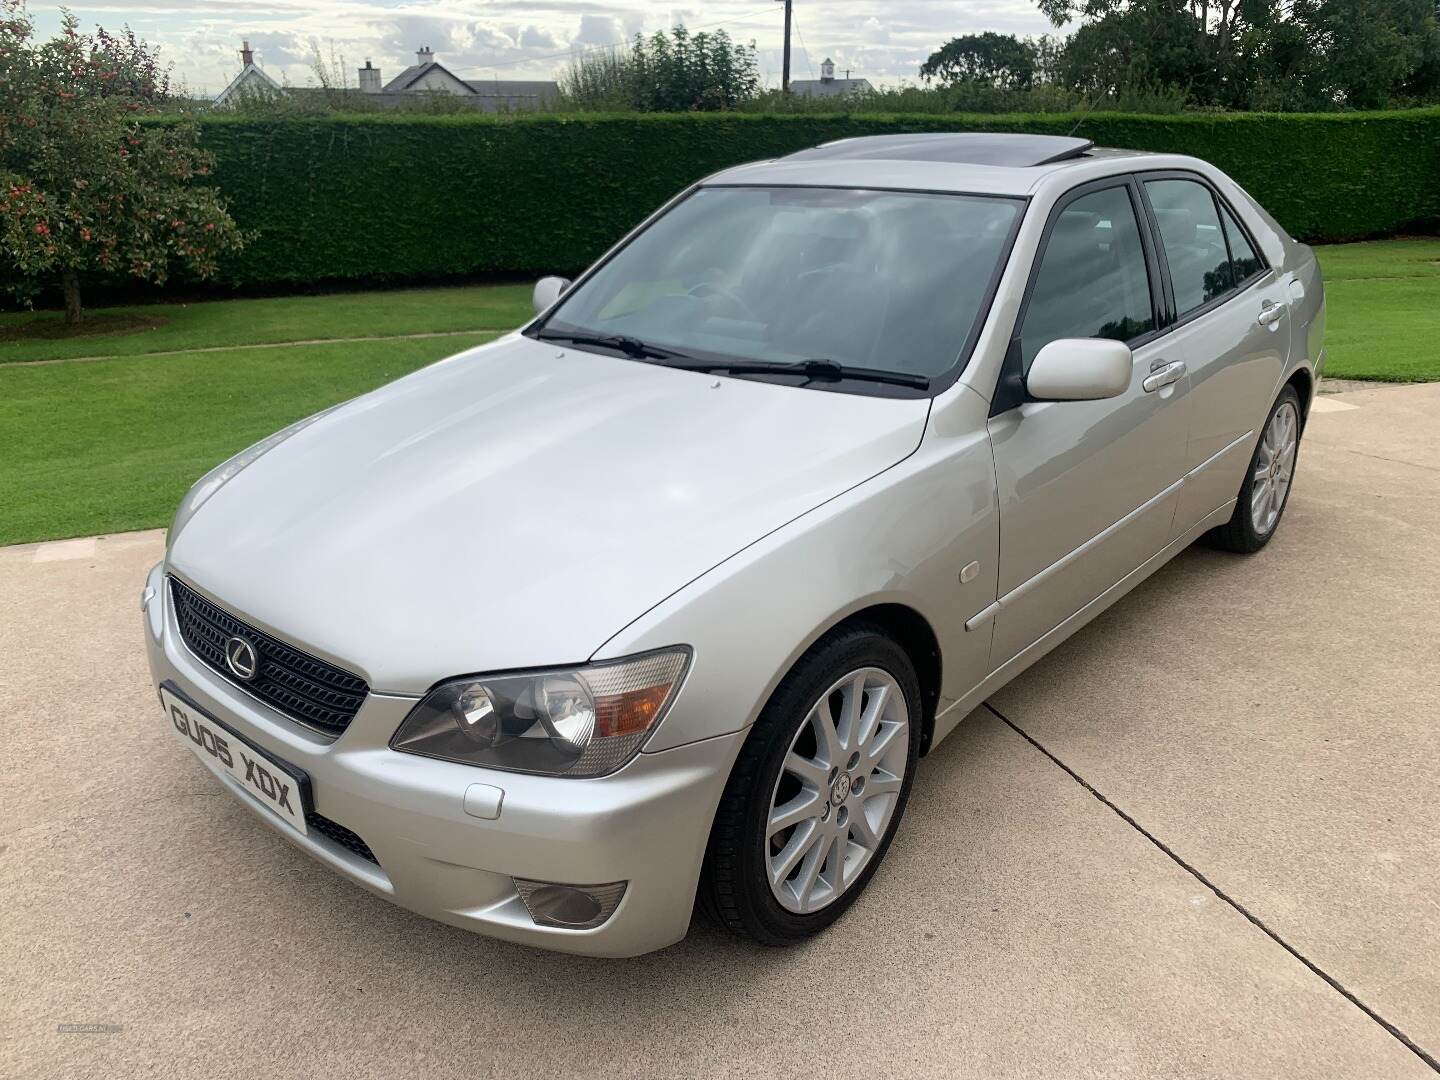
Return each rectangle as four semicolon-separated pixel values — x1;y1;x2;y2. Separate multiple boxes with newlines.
25;0;1055;97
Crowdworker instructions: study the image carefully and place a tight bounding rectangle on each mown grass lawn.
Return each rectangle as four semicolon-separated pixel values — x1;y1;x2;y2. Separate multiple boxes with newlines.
0;331;500;545
0;239;1435;547
1316;237;1440;382
0;283;532;364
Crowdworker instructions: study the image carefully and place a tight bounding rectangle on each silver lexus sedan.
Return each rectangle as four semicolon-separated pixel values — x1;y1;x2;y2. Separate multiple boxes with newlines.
145;133;1324;956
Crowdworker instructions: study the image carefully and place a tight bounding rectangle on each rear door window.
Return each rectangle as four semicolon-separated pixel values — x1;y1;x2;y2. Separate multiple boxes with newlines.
1145;178;1233;316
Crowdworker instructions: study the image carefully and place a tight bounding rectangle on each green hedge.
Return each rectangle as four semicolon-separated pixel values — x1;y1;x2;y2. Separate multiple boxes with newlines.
166;109;1440;288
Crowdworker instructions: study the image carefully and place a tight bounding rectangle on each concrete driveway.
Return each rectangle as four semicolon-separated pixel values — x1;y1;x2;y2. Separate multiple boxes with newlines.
3;384;1437;1080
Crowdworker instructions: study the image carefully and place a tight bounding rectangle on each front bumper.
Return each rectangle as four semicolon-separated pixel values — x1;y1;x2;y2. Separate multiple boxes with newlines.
142;563;743;957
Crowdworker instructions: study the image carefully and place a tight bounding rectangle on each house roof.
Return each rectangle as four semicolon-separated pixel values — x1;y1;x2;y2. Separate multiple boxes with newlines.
463;80;558;99
790;77;873;97
382;62;558;101
382;61;446;92
215;52;558;109
214;62;281;104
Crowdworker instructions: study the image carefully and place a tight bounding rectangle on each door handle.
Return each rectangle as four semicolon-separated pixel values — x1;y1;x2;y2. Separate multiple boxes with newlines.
1143;360;1186;392
1257;302;1287;326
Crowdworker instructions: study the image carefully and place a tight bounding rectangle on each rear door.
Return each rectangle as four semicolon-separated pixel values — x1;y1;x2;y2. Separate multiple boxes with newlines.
984;176;1191;668
1138;173;1292;534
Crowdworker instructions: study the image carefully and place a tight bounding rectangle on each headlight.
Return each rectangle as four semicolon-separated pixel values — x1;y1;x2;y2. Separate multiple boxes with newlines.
168;407;338;542
390;648;691;778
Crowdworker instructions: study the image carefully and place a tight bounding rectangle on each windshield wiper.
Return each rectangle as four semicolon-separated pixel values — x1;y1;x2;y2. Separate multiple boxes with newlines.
666;357;931;390
534;333;930;390
534;328;686;361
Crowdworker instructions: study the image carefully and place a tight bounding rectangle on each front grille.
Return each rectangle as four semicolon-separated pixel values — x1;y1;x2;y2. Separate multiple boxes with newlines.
306;811;379;865
169;576;369;737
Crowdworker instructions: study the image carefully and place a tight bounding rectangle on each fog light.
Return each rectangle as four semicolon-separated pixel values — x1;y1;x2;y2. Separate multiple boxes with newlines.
512;878;627;930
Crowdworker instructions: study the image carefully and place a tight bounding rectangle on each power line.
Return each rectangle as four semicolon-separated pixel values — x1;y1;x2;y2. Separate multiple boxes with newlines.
790;6;816;80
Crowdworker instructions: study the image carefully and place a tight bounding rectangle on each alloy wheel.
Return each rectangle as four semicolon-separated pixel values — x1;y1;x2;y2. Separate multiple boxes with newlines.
1250;400;1298;536
765;666;910;914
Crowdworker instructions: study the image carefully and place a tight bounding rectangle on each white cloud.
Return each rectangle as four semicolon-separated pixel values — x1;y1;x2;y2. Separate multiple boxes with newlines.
572;13;625;46
24;0;1053;95
519;24;561;49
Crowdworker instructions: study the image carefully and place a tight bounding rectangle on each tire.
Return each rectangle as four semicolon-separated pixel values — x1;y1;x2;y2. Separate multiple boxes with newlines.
699;623;923;945
1205;384;1303;554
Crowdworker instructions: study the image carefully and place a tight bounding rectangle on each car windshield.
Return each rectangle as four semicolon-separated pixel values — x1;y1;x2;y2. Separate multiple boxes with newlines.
533;185;1023;382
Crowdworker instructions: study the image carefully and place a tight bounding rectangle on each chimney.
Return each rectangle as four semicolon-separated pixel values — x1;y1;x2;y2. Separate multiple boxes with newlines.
240;40;255;68
820;57;835;82
358;59;382;92
416;45;434;66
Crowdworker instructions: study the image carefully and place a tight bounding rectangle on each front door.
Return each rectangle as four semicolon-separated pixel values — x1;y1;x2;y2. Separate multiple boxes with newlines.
985;178;1191;668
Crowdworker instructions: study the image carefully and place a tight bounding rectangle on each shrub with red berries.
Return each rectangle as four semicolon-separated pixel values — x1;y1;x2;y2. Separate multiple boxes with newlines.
0;1;245;322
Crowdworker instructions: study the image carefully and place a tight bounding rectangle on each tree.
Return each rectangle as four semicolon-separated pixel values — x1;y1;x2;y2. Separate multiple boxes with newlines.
0;2;244;323
920;33;1040;88
560;27;760;111
1032;0;1440;108
1288;0;1440;106
1056;3;1212;98
1035;0;1235;101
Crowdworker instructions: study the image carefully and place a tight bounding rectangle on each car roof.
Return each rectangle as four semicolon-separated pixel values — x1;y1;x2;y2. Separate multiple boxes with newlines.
785;133;1096;167
703;135;1174;198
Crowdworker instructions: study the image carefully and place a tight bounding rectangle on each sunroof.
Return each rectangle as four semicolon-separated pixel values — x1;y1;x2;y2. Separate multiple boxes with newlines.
785;133;1095;168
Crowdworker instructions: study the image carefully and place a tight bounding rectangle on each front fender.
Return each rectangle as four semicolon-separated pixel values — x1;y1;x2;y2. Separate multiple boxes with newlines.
598;388;999;754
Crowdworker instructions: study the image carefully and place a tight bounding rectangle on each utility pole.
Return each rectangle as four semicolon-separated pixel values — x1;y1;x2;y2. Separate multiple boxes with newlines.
779;0;792;93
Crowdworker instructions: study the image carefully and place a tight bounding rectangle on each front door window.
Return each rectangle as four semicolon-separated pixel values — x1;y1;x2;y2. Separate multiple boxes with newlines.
1018;185;1155;371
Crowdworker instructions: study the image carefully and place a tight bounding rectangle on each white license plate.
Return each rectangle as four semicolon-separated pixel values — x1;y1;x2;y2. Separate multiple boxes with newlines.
161;685;309;835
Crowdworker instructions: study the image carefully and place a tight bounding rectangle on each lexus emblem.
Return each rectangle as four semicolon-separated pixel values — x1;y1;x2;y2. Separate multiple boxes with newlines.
224;635;260;681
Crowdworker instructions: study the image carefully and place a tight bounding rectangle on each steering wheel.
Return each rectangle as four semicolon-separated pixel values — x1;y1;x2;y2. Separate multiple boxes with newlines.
686;277;758;320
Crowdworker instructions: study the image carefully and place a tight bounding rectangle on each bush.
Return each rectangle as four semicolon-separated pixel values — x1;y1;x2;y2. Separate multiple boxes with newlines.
158;108;1440;289
558;28;760;112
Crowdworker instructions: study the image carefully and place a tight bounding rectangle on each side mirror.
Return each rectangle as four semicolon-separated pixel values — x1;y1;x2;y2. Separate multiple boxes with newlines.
532;276;571;314
1026;338;1132;402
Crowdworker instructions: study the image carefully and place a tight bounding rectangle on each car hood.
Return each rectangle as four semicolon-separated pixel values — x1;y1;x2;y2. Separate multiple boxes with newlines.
168;334;931;694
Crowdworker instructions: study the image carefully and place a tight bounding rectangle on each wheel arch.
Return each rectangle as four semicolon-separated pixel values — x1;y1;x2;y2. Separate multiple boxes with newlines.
818;603;943;756
1285;365;1315;426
